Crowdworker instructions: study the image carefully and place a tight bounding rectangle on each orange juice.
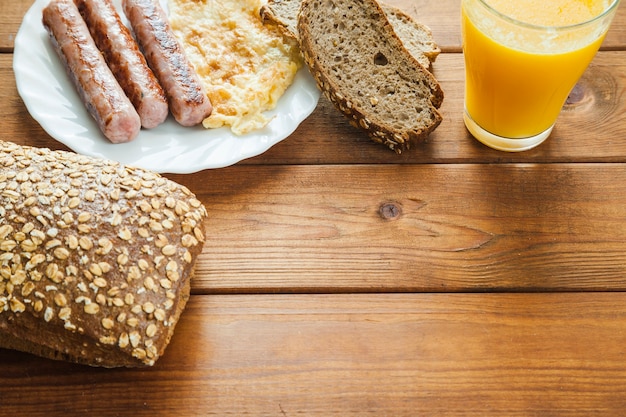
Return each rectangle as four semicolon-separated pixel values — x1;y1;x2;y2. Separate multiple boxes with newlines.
461;0;619;150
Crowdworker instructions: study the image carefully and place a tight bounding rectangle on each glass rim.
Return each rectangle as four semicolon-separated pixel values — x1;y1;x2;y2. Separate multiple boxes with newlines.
475;0;622;31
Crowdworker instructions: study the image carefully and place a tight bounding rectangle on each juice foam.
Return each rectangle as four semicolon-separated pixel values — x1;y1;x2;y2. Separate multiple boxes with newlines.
484;0;610;26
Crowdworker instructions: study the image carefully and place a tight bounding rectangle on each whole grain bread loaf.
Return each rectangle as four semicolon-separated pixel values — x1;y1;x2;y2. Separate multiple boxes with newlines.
260;0;440;69
297;0;444;153
0;141;207;367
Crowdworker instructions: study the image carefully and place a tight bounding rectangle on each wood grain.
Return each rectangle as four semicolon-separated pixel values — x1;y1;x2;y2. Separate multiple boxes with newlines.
0;0;29;52
170;163;626;293
3;0;626;52
2;293;626;416
4;52;626;164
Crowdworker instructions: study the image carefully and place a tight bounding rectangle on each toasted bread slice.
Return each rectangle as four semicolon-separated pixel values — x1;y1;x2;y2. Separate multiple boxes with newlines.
260;0;440;69
297;0;444;153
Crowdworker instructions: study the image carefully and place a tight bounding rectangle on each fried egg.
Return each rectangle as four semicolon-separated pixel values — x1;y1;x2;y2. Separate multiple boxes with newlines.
167;0;302;135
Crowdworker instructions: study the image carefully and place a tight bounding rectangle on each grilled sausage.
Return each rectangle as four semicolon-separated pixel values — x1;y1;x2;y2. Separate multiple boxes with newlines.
75;0;168;129
42;0;141;143
122;0;212;127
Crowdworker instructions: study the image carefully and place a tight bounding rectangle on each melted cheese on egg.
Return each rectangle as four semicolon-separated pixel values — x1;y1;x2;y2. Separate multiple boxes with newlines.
168;0;302;135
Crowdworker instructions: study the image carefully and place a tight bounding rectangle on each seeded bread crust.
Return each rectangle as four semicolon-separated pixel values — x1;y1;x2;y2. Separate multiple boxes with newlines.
259;0;441;69
297;0;444;153
0;141;207;367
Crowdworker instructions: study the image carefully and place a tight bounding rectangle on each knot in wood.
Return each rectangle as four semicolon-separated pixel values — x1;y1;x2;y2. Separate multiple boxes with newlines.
565;82;585;106
379;202;401;220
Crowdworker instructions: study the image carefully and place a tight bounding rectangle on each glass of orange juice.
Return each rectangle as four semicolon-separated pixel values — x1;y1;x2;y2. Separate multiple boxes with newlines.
461;0;621;152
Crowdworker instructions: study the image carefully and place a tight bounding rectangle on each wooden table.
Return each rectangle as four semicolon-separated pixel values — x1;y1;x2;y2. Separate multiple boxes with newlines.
3;0;626;415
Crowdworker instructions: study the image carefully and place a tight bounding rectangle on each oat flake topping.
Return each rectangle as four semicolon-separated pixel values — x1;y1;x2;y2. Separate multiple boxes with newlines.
0;141;207;367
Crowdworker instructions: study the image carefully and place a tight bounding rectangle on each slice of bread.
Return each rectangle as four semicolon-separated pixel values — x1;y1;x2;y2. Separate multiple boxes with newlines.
297;0;444;153
259;0;301;41
260;0;440;69
383;4;441;69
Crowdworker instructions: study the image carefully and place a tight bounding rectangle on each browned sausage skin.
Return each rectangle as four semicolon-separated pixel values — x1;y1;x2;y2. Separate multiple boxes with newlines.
122;0;212;127
75;0;168;129
42;0;141;143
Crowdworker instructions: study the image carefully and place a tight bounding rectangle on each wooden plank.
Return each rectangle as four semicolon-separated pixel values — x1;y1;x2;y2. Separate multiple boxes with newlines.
3;0;626;52
255;51;626;165
3;50;626;292
171;162;626;293
0;0;30;52
4;51;626;164
2;293;626;416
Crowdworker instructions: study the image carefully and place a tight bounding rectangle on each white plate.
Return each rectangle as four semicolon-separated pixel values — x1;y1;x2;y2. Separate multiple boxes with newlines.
13;0;320;174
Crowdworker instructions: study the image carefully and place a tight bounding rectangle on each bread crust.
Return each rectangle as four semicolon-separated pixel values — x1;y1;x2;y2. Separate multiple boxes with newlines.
0;141;207;367
298;0;444;153
382;3;441;69
259;0;300;41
